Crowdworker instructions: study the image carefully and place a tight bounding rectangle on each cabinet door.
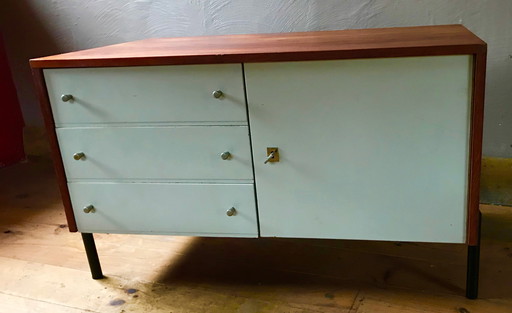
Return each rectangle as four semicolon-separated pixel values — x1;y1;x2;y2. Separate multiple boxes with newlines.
245;56;472;243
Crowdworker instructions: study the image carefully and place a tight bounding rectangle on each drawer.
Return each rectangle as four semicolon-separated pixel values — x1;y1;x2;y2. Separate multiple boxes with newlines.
69;182;258;237
44;64;247;125
57;126;253;181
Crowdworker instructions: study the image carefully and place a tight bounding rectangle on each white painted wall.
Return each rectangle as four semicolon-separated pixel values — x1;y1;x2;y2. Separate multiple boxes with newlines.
1;0;511;157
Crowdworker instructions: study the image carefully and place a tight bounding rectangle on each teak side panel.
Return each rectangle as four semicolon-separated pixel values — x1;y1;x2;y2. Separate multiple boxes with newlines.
467;51;487;246
31;69;77;232
30;25;486;68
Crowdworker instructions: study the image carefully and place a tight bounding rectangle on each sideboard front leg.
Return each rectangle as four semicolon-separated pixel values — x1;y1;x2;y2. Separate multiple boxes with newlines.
81;233;104;279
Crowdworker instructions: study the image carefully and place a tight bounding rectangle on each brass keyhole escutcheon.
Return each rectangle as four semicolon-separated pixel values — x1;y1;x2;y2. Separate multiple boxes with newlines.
264;147;279;164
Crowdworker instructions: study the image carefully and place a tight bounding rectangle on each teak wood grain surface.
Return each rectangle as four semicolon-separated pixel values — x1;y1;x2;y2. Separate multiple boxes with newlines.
30;25;485;68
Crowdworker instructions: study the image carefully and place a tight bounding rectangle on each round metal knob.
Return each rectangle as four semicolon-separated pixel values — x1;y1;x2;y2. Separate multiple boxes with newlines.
220;151;231;160
212;90;224;99
61;94;74;102
83;205;95;213
73;152;85;160
226;207;237;217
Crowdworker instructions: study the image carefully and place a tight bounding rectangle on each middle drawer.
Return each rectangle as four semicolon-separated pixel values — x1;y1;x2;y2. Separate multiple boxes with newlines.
57;126;253;181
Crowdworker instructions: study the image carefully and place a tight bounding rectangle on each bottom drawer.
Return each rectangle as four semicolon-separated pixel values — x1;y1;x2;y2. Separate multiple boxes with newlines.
69;183;258;237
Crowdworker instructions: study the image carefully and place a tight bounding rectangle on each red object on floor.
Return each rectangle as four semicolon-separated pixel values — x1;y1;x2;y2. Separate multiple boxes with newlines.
0;33;25;167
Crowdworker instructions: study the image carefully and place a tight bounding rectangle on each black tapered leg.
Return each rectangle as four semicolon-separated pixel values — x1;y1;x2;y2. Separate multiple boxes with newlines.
81;233;104;279
466;212;482;299
466;245;480;299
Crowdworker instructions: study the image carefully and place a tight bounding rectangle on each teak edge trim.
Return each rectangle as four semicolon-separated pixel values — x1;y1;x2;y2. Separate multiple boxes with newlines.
30;46;485;69
31;68;78;232
467;51;487;246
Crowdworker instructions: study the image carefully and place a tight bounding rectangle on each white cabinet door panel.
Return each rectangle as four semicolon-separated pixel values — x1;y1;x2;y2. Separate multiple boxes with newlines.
57;126;253;181
70;182;258;236
245;56;472;243
44;64;247;125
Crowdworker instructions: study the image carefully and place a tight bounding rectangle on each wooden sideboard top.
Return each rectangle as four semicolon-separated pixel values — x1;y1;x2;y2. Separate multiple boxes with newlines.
30;24;485;68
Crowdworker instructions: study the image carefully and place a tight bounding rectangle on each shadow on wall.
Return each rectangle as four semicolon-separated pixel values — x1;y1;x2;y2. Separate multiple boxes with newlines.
0;0;63;126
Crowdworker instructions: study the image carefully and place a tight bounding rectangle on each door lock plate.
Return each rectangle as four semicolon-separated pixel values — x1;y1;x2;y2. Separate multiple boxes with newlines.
265;147;279;163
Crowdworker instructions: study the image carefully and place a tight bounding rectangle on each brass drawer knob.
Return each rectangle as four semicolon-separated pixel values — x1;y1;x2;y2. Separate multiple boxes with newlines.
61;94;74;102
212;90;224;99
83;205;95;213
73;152;86;160
226;207;237;216
220;151;231;160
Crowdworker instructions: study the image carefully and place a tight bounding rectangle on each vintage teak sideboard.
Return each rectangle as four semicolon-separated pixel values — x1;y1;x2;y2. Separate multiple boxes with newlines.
30;25;486;299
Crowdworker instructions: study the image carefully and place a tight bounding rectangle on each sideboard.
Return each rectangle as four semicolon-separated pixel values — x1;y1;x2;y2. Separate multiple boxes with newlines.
30;25;486;298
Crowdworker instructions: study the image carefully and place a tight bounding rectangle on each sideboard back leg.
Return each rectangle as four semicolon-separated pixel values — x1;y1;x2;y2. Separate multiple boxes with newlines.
81;233;104;279
466;212;482;299
466;244;480;299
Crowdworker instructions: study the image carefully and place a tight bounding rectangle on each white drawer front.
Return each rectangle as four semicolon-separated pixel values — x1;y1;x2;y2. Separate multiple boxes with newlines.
57;126;253;181
44;64;247;125
69;183;258;237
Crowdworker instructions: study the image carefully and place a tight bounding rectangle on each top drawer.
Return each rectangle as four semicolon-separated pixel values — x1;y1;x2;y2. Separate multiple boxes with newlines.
44;64;247;126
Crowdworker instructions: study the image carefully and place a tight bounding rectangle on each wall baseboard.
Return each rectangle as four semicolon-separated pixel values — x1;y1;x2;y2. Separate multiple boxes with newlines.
481;157;512;206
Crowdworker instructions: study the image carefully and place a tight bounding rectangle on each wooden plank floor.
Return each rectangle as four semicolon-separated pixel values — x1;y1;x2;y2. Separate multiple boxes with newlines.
1;130;511;312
